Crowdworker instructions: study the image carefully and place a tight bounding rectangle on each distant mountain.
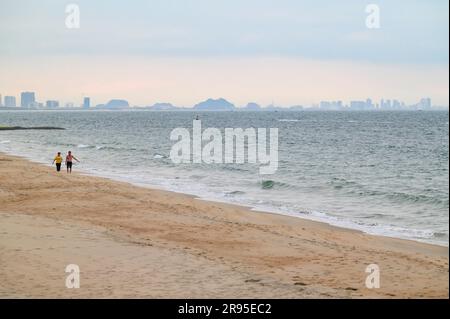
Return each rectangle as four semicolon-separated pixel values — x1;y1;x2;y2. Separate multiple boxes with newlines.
147;102;178;110
95;99;130;109
107;99;129;109
193;98;235;111
244;102;261;110
90;98;305;111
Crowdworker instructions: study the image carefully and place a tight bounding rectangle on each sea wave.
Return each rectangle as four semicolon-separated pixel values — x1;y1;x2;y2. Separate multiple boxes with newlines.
77;144;95;149
351;188;447;207
330;177;448;207
261;180;294;190
278;119;301;122
386;192;449;206
225;190;246;196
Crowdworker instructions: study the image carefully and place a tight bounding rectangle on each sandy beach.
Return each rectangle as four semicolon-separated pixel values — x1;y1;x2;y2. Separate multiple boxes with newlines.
0;152;448;298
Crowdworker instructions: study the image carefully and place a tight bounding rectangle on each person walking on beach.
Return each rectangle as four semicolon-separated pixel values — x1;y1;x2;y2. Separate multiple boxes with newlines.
52;152;63;172
65;151;80;174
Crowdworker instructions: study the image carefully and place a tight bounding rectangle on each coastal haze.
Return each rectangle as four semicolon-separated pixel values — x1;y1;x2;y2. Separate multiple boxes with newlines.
0;0;448;108
0;0;449;300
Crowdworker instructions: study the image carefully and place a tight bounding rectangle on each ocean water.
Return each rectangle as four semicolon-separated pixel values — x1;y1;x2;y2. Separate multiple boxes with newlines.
0;110;448;246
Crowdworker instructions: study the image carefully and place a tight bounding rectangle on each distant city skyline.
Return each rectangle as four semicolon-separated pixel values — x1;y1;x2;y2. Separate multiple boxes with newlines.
0;90;446;111
0;1;448;106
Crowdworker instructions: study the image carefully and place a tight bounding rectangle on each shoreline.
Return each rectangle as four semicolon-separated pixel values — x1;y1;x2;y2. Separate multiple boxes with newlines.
0;152;448;298
1;148;446;247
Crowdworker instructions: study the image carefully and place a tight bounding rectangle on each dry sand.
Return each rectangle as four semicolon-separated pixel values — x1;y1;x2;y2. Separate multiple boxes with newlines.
0;153;448;298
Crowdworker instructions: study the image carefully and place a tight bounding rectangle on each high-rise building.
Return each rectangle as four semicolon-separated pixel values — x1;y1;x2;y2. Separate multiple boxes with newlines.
319;100;343;110
350;100;368;110
20;92;35;108
419;98;432;109
83;97;90;109
393;99;401;109
45;100;59;109
319;101;331;110
0;94;2;106
380;99;392;110
4;96;17;107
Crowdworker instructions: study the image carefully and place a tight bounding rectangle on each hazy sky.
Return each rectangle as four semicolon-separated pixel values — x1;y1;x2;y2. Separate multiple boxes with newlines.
0;0;448;107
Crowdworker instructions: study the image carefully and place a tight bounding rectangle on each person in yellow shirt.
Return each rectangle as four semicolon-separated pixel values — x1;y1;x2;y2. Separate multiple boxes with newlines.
52;152;63;172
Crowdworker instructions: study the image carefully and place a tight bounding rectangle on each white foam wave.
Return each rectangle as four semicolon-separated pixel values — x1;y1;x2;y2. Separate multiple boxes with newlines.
278;119;300;122
77;144;93;149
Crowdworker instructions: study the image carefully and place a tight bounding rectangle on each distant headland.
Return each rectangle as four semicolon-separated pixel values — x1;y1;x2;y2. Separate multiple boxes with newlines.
0;126;65;131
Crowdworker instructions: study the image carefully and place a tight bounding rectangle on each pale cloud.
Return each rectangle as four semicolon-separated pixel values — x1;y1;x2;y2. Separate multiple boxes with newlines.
0;0;448;106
